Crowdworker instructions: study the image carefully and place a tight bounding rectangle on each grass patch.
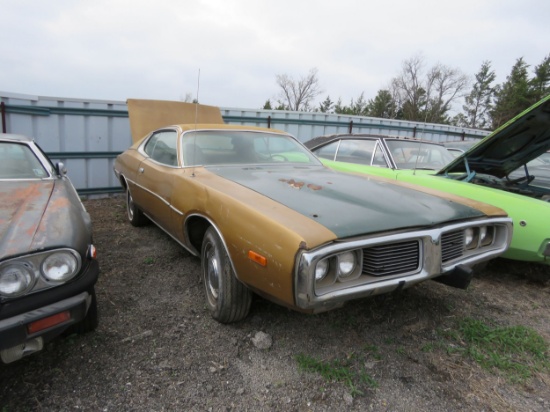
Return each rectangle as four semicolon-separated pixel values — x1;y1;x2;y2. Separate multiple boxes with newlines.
296;353;378;396
443;317;549;383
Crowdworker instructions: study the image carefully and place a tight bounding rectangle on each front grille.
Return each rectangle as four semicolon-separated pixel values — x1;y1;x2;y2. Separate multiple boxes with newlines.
362;240;420;277
441;230;464;262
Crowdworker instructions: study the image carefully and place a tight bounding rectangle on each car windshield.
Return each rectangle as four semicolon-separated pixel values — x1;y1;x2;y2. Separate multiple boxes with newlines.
386;140;455;170
182;130;321;166
0;141;49;179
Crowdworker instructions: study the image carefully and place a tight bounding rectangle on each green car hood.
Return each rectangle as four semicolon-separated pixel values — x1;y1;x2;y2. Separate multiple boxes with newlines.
438;95;550;178
208;165;486;238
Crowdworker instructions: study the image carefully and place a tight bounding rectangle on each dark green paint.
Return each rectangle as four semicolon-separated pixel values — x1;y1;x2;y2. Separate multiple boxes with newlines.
209;165;484;238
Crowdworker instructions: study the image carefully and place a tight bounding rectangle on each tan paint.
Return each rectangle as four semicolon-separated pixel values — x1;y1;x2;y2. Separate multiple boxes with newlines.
126;99;225;143
161;168;337;306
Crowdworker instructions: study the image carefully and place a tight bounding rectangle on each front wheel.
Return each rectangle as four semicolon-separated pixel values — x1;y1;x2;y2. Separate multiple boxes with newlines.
201;227;252;323
126;187;147;227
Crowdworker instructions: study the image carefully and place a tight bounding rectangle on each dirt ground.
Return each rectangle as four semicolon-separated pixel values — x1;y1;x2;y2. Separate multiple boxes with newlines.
1;195;550;411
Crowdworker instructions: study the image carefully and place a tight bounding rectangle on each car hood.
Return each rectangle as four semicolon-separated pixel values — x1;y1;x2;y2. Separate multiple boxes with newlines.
0;180;92;258
438;95;550;178
208;165;491;238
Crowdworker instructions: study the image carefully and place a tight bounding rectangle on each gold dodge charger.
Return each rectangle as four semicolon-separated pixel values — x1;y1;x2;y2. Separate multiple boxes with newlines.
114;99;512;323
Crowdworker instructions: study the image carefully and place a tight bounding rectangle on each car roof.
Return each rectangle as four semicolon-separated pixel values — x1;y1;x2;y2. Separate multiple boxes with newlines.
304;133;442;150
0;133;32;142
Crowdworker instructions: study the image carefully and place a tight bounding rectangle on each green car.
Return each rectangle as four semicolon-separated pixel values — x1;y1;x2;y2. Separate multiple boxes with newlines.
306;95;550;265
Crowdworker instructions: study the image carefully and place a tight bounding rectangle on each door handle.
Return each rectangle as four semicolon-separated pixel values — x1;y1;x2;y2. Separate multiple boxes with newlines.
138;167;144;174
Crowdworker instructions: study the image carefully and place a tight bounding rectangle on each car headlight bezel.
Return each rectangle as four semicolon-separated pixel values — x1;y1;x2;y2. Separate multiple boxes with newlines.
0;248;83;299
313;249;363;291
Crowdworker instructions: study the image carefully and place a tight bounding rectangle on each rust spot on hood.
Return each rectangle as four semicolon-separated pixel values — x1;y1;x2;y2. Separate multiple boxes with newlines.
307;184;323;191
279;179;323;191
279;178;304;189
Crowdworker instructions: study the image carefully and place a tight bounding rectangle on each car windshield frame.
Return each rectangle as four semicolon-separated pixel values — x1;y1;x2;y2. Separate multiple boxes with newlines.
0;141;51;180
180;129;322;167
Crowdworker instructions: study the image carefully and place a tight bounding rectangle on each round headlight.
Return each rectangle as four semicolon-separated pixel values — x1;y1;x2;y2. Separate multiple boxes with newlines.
464;228;475;248
0;264;34;297
337;252;357;278
479;226;494;247
315;259;329;281
479;226;487;243
42;251;79;282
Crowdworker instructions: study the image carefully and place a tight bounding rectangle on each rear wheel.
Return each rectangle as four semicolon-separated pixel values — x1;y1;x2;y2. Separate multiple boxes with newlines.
126;187;147;227
201;227;252;323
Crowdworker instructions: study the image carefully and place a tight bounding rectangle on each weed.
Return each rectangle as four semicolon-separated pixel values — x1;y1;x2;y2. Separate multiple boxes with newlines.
296;353;378;396
421;343;435;352
444;317;550;383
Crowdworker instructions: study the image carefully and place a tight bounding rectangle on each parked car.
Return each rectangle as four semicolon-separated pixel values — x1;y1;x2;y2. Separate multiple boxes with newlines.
306;94;550;265
0;134;99;363
307;134;455;171
113;99;512;323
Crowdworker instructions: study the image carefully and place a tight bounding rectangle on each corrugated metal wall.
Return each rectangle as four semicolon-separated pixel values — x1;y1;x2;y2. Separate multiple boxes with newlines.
0;91;489;195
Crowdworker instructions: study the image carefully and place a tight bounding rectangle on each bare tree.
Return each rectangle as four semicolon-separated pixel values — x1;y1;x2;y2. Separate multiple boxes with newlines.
275;68;323;111
391;55;425;120
391;54;469;123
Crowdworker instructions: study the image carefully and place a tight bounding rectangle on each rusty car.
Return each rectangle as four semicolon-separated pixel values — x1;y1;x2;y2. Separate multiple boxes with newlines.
0;134;99;363
113;99;513;323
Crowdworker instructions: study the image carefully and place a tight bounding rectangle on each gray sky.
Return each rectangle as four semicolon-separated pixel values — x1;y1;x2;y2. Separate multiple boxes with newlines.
1;0;548;110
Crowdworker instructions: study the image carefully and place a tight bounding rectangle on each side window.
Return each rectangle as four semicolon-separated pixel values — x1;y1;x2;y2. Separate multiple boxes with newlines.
144;131;178;166
314;141;339;160
335;139;376;165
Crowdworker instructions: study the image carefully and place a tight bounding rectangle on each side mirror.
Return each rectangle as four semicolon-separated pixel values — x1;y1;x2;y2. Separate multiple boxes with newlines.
55;162;67;176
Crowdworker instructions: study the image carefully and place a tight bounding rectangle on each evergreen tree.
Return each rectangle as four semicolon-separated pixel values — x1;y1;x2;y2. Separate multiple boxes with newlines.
318;96;334;113
491;57;531;128
366;89;397;118
262;100;272;110
460;61;496;129
529;54;550;103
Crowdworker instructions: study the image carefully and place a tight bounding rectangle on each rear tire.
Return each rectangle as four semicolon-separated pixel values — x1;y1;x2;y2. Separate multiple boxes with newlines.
126;187;147;227
201;227;252;323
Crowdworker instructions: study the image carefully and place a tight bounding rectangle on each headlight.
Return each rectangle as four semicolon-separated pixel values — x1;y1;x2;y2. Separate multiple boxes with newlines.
0;264;34;297
464;228;476;249
315;259;329;281
337;252;357;279
479;226;494;247
42;251;79;282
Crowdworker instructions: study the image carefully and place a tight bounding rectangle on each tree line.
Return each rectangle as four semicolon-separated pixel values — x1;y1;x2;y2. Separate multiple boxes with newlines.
264;54;550;130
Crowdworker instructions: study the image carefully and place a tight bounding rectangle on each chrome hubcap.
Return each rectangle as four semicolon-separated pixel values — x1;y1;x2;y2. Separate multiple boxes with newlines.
206;247;220;300
127;191;134;220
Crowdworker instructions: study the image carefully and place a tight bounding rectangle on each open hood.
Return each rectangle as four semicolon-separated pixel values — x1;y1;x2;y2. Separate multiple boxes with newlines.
126;99;225;143
438;95;550;178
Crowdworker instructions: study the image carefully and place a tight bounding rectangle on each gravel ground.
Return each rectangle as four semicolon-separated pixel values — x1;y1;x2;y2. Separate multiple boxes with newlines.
1;195;550;411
